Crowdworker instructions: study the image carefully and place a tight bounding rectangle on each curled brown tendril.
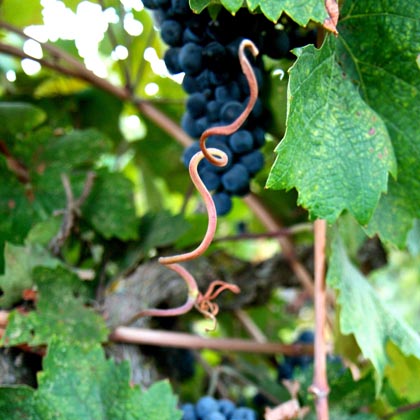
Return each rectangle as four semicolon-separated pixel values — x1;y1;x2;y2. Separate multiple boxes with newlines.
125;40;259;329
200;39;259;166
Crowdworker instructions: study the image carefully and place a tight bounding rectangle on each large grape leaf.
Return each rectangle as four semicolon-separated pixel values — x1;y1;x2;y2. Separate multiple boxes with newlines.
0;340;182;420
334;1;420;246
0;243;60;308
189;0;328;25
82;170;140;240
2;266;108;347
267;1;420;246
266;36;396;225
327;236;420;392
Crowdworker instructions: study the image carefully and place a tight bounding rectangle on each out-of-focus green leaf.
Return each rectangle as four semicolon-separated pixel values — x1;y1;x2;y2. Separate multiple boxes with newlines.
266;37;396;225
407;220;420;256
34;77;88;98
25;217;63;247
2;266;108;347
0;340;182;420
0;0;43;27
82;170;140;240
327;236;420;392
385;342;420;404
138;210;190;254
75;89;124;141
0;243;60;308
0;102;46;136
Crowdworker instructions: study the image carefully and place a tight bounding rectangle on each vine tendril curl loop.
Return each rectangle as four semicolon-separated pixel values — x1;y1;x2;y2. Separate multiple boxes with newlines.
200;39;259;166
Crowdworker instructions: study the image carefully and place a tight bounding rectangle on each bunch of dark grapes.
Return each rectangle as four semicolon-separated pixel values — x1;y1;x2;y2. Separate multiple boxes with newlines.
181;395;257;420
142;0;316;215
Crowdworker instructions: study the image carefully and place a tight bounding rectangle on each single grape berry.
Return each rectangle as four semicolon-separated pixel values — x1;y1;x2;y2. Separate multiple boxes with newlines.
221;164;250;195
161;20;184;46
228;130;254;154
220;101;244;123
181;403;197;420
196;396;219;419
213;192;232;215
181;112;202;138
179;43;203;75
204;412;226;420
186;92;208;118
199;168;221;191
230;407;257;420
164;48;182;74
239;150;264;175
218;399;236;418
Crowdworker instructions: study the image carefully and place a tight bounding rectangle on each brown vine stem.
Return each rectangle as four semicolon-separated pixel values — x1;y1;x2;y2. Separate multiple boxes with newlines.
309;219;329;420
110;327;313;355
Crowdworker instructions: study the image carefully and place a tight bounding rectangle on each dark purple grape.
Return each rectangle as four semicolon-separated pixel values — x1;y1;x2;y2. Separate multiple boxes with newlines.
182;75;199;94
204;412;226;420
218;399;235;418
182;403;197;420
186;93;207;118
203;41;227;72
215;82;241;102
252;127;265;148
220;101;244;123
213;192;232;215
161;19;183;46
179;43;203;75
196;396;219;419
199;168;221;190
239;150;264;175
221;164;250;194
230;407;257;420
206;100;223;122
228;130;253;153
164;48;182;74
181;112;202;138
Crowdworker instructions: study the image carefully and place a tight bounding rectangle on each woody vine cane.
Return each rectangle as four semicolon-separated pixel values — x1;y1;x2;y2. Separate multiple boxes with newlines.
125;39;259;330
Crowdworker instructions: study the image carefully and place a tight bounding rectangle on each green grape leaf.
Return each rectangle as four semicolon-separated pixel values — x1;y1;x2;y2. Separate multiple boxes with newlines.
33;128;112;170
138;210;190;254
189;0;328;25
0;0;42;27
0;340;182;420
327;236;420;392
137;381;182;420
385;342;420;403
0;243;60;308
334;1;420;246
0;102;46;136
2;266;108;347
246;0;327;25
266;36;396;225
82;170;140;240
0;159;37;271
